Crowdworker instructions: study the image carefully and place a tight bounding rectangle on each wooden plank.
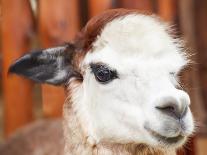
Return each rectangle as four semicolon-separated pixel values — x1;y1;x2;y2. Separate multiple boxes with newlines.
88;0;113;18
178;0;199;155
1;0;34;136
194;0;207;132
119;0;153;12
196;137;207;155
38;0;80;118
179;0;206;129
157;0;177;22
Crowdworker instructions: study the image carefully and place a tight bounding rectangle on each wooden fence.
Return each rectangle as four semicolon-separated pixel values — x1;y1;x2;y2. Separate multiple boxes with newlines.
1;0;207;154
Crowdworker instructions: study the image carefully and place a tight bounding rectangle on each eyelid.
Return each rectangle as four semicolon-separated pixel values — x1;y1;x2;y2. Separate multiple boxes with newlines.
90;63;116;73
90;63;119;78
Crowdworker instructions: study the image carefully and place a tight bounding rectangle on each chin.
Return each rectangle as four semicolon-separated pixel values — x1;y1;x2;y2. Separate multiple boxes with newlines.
148;129;187;149
144;120;194;149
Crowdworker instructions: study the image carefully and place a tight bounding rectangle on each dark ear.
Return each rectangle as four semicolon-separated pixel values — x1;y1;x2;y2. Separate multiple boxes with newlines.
9;44;80;85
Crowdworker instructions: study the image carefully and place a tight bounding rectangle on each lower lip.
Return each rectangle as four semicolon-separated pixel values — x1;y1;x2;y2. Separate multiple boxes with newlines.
145;127;185;144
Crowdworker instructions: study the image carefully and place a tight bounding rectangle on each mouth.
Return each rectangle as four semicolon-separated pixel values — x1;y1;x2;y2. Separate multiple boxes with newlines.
145;126;185;145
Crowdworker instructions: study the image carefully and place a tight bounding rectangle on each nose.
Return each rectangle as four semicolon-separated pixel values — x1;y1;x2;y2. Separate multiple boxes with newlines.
155;93;189;119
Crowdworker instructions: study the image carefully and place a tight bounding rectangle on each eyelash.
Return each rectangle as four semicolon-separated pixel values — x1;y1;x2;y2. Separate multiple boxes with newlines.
169;71;176;76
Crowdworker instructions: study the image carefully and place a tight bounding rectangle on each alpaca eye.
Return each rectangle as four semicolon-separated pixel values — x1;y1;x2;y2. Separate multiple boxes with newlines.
96;68;111;82
90;63;118;84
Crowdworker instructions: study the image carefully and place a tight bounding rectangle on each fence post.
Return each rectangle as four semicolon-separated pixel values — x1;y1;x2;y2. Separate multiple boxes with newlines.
88;0;113;18
1;0;34;136
157;0;177;22
179;0;207;155
119;0;153;12
38;0;80;118
194;0;207;132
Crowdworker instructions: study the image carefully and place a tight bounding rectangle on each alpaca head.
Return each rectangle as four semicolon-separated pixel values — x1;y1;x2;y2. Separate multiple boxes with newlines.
9;9;194;149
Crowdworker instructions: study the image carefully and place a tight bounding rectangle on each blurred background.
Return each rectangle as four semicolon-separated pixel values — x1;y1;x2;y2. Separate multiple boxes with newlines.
0;0;207;155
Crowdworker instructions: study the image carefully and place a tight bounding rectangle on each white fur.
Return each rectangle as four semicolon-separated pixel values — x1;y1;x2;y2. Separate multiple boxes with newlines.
45;46;66;54
71;14;194;149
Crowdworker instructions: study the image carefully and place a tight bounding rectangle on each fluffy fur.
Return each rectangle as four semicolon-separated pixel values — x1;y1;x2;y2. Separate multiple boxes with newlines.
9;9;194;155
63;11;194;154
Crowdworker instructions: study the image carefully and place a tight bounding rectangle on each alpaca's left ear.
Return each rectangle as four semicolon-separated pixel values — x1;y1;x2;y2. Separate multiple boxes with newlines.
9;44;80;85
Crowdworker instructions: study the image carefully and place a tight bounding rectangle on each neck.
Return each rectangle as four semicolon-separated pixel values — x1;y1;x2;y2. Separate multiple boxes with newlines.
62;102;176;155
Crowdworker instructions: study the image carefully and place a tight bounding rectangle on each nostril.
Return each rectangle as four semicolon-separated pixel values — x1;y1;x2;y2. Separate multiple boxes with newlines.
156;103;177;117
156;105;175;113
156;102;188;119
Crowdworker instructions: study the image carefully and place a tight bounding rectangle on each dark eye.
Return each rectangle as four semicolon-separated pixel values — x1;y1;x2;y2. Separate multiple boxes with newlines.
90;63;118;84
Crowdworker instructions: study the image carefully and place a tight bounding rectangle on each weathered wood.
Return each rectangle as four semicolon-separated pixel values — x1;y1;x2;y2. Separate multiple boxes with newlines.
196;137;207;155
179;0;206;133
119;0;153;12
38;0;80;117
1;0;34;136
157;0;177;22
194;0;207;134
88;0;113;18
178;0;200;155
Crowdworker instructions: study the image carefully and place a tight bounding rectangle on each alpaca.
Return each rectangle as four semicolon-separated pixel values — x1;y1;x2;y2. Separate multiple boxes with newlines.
8;9;194;155
0;119;64;155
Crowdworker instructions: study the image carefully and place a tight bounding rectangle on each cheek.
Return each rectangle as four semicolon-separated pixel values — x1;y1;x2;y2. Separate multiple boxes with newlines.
88;98;147;142
84;75;146;127
81;74;153;142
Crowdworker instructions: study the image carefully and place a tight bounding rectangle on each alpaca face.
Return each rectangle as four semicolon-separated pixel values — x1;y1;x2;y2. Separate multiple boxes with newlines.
73;15;194;148
9;10;194;150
